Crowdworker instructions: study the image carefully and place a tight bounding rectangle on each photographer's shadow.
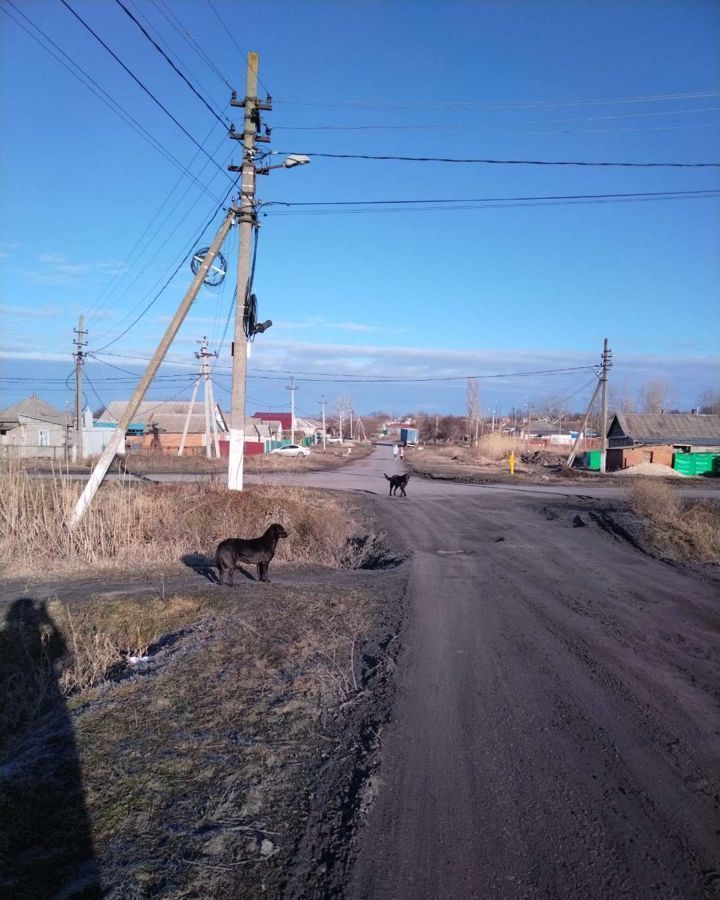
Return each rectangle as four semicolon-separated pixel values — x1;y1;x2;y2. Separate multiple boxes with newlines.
0;598;101;899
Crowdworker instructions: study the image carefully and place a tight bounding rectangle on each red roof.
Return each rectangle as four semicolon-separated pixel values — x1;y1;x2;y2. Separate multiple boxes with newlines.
254;411;292;429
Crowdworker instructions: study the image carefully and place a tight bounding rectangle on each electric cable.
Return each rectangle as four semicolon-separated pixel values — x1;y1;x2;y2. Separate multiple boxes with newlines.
150;0;235;93
93;181;238;352
113;0;230;127
204;0;271;96
275;150;720;168
58;0;233;183
1;2;222;199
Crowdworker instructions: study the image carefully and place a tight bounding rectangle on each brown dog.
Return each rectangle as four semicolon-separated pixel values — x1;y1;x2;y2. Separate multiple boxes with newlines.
216;523;288;585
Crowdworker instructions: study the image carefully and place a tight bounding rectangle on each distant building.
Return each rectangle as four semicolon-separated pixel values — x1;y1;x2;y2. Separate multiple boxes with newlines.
0;394;71;459
98;400;228;454
606;412;720;470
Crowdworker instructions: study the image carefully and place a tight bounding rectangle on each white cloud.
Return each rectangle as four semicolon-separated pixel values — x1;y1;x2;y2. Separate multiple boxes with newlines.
22;253;125;286
0;303;62;320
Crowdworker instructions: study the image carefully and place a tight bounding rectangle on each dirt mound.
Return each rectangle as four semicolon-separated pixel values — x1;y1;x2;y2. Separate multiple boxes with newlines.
521;449;565;466
616;462;685;478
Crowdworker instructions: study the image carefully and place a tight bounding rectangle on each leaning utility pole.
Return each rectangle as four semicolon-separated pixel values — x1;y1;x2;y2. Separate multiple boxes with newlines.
73;316;87;462
286;376;298;444
227;51;270;489
67;210;237;530
599;337;612;473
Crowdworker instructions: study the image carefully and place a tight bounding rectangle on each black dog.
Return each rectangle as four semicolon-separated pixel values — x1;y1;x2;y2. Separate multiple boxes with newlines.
384;473;410;496
216;523;288;585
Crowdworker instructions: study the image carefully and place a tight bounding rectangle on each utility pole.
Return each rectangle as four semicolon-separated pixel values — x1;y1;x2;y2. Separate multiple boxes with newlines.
349;407;353;441
319;396;327;451
73;316;87;462
68;209;237;530
227;51;270;490
599;337;612;473
286;376;298;444
179;337;220;458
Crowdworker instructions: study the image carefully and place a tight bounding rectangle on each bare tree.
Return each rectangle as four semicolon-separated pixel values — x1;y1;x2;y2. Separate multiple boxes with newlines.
699;389;720;415
637;378;675;414
466;378;480;445
609;384;636;414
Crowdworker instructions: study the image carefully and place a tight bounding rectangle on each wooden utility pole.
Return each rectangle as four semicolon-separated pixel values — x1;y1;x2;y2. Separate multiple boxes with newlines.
73;316;87;461
67;209;237;530
599;337;612;473
286;376;298;444
228;51;269;489
319;396;327;451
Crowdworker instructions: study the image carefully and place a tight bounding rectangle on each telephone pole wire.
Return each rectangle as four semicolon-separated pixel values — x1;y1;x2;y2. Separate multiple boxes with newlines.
286;376;298;444
319;396;327;451
228;51;271;489
73;315;87;461
599;337;612;473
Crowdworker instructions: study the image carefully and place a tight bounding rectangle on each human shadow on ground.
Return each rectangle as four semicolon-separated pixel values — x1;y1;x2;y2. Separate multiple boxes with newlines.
0;598;102;899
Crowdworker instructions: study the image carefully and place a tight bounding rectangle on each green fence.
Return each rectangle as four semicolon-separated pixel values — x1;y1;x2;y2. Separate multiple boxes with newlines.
672;452;720;477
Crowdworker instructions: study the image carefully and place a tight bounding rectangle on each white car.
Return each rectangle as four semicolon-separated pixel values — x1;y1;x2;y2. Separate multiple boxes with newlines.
269;443;310;458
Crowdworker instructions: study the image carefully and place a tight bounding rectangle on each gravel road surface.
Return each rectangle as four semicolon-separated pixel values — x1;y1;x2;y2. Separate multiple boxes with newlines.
268;446;719;899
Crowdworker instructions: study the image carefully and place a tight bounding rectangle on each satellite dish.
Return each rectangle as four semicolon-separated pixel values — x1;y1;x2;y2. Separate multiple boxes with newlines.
191;248;227;286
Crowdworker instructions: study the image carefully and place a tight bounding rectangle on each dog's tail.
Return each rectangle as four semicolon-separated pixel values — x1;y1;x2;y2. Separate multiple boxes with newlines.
384;473;392;481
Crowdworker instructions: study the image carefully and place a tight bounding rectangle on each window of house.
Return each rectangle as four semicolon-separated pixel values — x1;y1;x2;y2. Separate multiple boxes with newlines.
38;429;50;447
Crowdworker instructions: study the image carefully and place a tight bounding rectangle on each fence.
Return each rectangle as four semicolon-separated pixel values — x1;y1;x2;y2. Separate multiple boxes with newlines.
0;445;70;460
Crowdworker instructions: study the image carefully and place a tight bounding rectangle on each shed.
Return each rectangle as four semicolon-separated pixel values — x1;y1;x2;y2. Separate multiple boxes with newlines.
606;413;720;471
98;400;228;454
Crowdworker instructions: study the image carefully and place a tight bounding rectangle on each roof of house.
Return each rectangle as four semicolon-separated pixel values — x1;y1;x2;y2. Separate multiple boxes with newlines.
99;401;228;434
611;412;720;446
254;411;292;430
0;394;68;427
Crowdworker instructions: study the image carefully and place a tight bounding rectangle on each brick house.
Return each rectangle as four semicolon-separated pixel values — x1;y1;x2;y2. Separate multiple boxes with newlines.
606;412;720;471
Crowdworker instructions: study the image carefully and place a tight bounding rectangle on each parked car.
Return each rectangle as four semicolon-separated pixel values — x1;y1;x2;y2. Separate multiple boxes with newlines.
269;443;310;458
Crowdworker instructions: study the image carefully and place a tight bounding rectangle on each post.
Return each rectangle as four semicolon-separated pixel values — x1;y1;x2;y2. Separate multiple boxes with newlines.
67;208;237;529
566;375;603;469
285;376;298;444
179;375;201;456
73;316;87;462
228;52;260;490
599;337;612;473
320;396;327;451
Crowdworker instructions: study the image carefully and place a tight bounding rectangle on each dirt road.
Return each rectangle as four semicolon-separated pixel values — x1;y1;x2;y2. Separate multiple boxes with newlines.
273;446;719;899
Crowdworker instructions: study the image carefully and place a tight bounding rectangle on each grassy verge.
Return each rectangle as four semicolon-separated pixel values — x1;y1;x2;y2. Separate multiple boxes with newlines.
0;464;374;577
629;480;720;563
0;579;393;899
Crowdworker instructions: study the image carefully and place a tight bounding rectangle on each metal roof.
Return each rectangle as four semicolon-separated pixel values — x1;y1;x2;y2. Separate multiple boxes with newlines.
98;401;228;434
611;412;720;446
0;394;68;426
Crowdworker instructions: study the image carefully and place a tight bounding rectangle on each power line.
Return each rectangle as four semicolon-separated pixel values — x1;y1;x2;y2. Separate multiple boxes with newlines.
274;89;720;111
204;0;270;96
113;0;229;127
150;0;235;93
275;150;720;168
264;189;720;208
1;1;222;200
58;0;233;183
93;181;238;352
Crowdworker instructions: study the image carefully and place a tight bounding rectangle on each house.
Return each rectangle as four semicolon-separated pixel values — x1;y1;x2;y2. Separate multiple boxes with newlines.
606;412;720;471
252;412;317;441
98;400;229;455
0;394;71;459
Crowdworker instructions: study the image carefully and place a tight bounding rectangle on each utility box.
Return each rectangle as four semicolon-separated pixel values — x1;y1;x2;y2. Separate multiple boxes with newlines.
400;427;419;445
584;450;602;470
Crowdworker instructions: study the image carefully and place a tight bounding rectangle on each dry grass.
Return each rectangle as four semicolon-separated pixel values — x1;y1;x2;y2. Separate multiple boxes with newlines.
0;581;387;898
470;432;522;461
629;480;720;563
0;463;363;576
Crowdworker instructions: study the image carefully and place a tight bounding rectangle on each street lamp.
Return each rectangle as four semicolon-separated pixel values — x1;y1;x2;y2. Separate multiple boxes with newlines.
256;154;311;175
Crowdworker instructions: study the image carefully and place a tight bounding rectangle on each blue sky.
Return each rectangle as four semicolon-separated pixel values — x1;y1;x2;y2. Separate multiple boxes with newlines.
1;0;719;421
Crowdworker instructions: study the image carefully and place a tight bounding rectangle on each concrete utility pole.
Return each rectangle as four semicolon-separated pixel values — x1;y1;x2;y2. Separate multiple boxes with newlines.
286;376;298;444
227;51;270;490
319;396;327;451
67;209;237;530
179;337;220;458
599;337;612;473
73;316;87;462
